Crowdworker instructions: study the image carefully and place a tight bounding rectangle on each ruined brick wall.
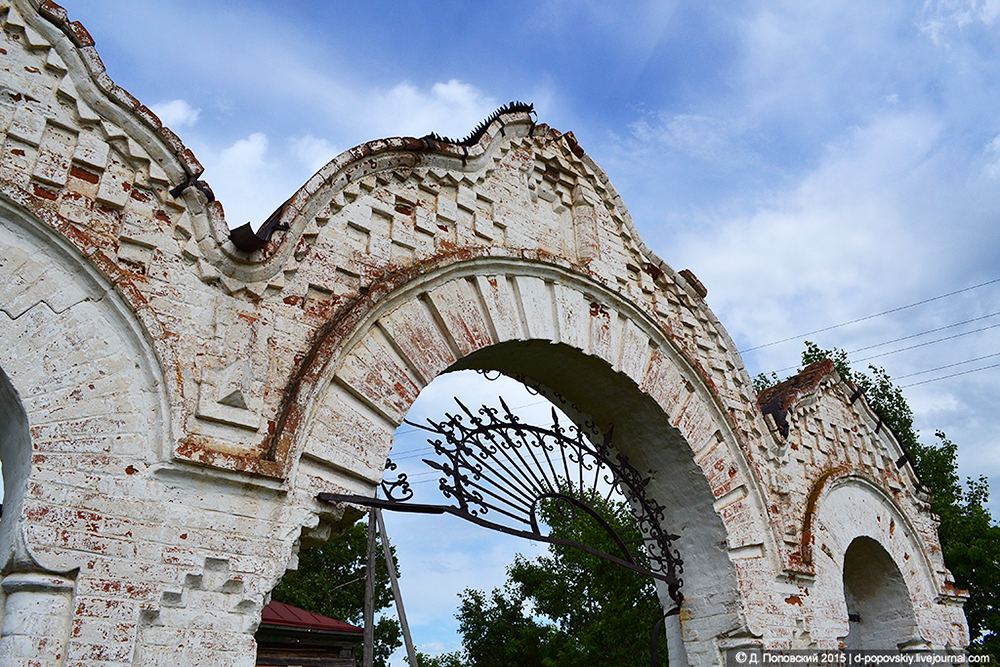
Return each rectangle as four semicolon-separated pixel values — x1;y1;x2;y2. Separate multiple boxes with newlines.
756;361;968;648
0;1;967;665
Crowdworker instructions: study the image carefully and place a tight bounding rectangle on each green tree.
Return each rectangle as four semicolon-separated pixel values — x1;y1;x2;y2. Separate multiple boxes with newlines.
416;651;465;667
788;342;1000;658
454;496;667;667
456;586;562;667
270;518;402;667
916;432;1000;658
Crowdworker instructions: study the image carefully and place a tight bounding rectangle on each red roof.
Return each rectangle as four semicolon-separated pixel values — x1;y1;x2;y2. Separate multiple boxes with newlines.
260;601;364;634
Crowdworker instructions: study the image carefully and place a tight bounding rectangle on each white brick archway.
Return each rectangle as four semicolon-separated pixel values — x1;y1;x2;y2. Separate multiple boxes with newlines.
0;2;969;663
289;257;776;663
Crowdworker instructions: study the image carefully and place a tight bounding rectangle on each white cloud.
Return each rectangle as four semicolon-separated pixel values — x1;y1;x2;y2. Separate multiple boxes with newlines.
289;135;340;174
982;0;1000;22
662;111;947;366
418;642;447;654
983;134;1000;180
739;1;880;114
907;388;961;417
919;0;1000;45
629;114;740;163
218;132;269;174
196;133;292;228
533;0;681;73
149;99;200;128
373;80;498;141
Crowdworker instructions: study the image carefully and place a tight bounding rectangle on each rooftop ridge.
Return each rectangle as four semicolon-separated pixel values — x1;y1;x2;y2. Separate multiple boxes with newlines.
260;600;363;633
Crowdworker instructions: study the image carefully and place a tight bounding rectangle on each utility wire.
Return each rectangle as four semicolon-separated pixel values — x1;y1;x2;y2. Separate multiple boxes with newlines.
900;362;1000;388
893;351;1000;380
738;277;1000;353
845;311;1000;355
770;320;1000;375
853;321;1000;364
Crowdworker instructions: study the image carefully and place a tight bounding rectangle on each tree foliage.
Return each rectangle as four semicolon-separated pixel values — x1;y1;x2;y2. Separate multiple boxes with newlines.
770;342;999;658
416;651;465;667
270;518;402;667
917;432;1000;659
448;495;666;667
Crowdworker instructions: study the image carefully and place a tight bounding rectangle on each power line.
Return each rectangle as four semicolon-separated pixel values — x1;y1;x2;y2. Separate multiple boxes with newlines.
738;277;1000;353
900;362;1000;388
853;321;1000;364
770;320;1000;375
893;351;1000;380
846;311;1000;355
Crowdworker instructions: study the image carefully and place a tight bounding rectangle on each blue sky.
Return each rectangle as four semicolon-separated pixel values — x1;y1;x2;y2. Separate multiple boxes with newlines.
57;0;1000;660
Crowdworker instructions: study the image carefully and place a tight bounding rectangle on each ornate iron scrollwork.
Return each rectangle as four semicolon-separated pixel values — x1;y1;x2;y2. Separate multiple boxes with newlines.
319;394;684;606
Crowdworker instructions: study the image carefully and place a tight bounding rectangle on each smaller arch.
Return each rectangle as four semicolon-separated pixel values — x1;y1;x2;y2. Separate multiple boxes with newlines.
808;474;959;649
0;365;31;570
803;472;936;587
842;536;918;650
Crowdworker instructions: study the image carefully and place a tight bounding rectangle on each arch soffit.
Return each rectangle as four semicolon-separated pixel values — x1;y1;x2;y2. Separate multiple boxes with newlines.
289;256;775;559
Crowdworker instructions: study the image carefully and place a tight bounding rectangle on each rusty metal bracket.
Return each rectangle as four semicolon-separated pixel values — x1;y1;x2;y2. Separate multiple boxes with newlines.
760;396;790;438
169;176;215;202
229;198;291;253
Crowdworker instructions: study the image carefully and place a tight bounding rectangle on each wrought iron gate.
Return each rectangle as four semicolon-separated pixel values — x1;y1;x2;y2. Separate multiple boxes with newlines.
319;379;684;608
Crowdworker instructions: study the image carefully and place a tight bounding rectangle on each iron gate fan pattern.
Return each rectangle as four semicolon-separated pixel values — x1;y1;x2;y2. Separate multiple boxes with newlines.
319;394;684;606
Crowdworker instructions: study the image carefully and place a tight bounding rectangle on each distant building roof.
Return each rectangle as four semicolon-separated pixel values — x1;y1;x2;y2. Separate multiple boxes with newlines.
260;600;363;634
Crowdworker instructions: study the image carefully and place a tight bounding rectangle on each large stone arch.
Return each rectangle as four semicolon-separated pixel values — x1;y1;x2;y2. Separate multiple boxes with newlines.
286;257;777;663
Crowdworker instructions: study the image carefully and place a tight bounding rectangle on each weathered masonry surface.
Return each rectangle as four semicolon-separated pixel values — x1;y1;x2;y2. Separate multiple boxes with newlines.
0;1;969;665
